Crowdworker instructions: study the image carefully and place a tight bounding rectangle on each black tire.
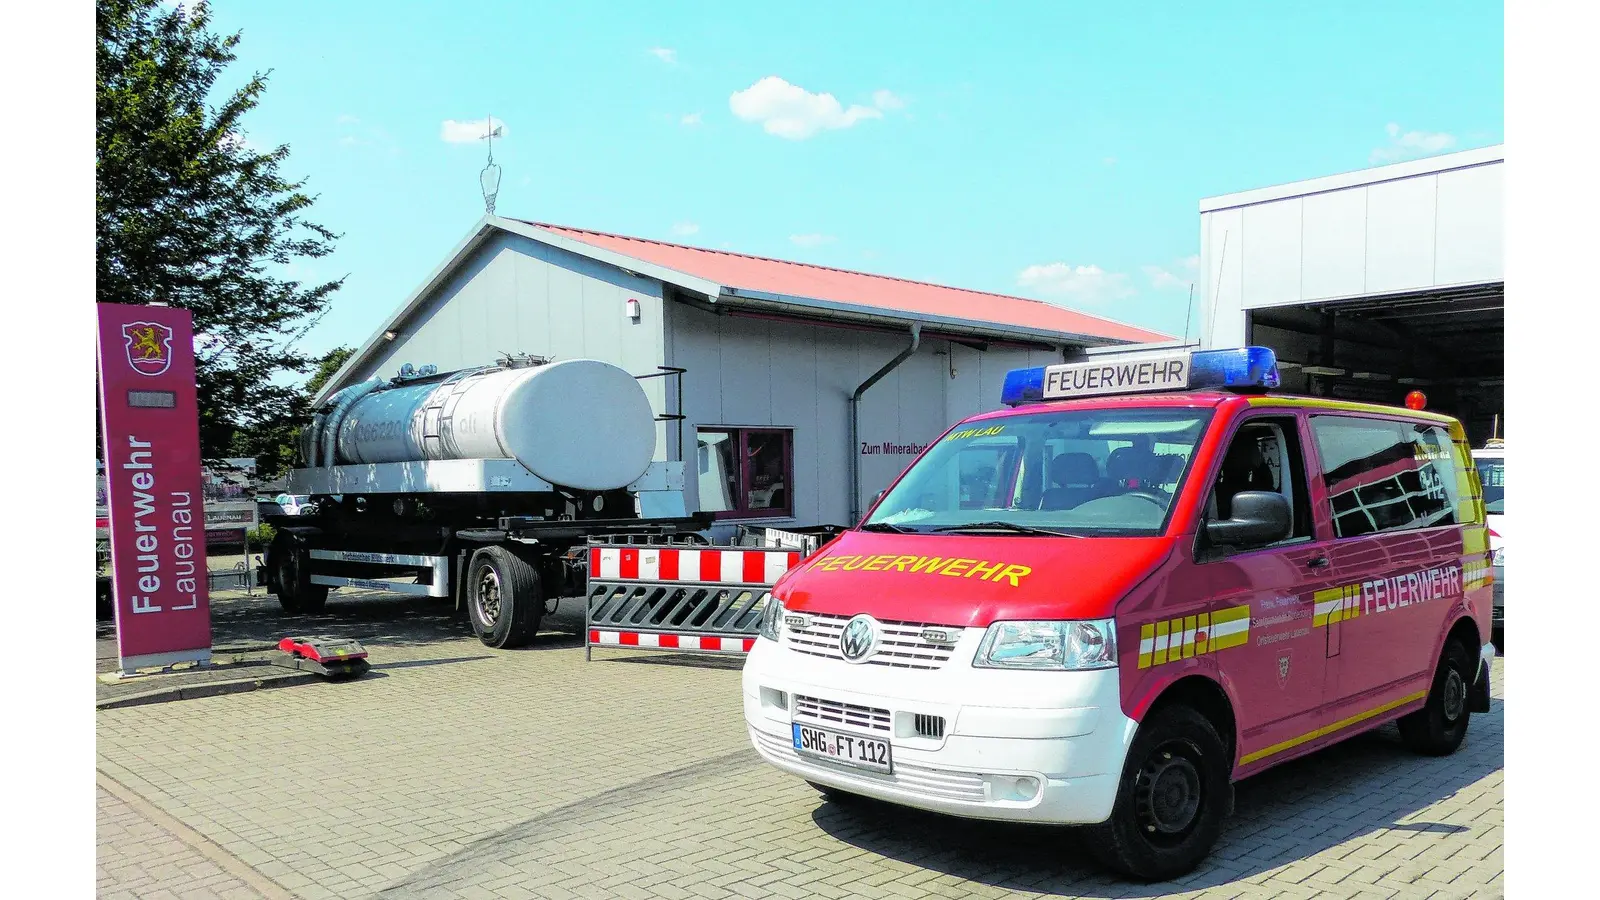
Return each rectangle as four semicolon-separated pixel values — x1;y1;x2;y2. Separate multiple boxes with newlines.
465;545;543;649
1082;704;1232;882
267;532;329;615
1398;638;1473;756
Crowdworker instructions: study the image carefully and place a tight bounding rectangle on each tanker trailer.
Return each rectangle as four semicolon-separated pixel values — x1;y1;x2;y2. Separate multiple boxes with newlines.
260;356;709;648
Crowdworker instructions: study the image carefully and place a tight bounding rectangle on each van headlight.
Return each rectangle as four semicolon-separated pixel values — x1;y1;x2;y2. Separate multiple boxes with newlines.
974;619;1117;670
758;597;785;642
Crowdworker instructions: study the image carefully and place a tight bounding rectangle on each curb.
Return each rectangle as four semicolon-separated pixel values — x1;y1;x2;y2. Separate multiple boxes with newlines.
96;670;321;710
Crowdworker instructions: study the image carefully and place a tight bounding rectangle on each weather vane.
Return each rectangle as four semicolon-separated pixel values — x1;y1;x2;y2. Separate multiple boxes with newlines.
479;116;503;214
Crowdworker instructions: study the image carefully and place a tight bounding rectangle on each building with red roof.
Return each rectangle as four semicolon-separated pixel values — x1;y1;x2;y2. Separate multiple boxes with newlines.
318;216;1175;528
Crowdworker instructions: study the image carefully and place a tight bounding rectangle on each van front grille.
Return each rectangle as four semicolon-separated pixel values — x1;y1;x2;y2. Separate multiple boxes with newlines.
793;694;892;733
784;613;956;670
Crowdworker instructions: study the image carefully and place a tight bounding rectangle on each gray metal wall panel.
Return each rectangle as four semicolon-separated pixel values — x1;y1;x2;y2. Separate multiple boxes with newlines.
665;306;1050;528
1242;200;1303;307
344;231;669;456
1435;164;1504;285
1200;155;1502;349
1364;176;1438;294
1300;189;1369;302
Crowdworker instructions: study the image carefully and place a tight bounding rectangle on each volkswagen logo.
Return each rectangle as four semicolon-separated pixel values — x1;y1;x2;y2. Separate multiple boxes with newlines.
839;614;879;663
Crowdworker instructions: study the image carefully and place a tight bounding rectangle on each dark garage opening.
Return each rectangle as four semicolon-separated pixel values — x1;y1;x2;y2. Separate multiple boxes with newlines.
1247;282;1505;446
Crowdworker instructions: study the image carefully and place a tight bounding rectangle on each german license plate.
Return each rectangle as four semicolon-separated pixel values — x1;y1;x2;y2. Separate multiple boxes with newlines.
792;723;893;774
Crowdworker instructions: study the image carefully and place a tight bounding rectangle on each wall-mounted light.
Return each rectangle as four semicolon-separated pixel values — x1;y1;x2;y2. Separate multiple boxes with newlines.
625;298;641;321
383;330;398;341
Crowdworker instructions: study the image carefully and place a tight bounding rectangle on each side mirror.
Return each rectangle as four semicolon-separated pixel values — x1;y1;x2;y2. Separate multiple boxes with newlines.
873;490;886;505
1205;491;1292;547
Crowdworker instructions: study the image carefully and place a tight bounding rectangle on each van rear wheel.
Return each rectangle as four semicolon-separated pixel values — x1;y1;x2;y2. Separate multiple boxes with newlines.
1082;704;1231;882
1398;638;1472;756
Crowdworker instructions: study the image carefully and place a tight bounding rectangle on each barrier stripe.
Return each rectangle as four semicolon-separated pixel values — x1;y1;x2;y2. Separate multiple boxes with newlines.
588;630;756;653
588;547;800;585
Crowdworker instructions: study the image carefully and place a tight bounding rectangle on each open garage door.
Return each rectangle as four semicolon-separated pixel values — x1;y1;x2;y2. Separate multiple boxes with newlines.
1248;282;1504;445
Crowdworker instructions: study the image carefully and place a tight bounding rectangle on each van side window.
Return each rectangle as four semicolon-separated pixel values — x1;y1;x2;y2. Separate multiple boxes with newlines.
1205;417;1313;544
1309;416;1461;538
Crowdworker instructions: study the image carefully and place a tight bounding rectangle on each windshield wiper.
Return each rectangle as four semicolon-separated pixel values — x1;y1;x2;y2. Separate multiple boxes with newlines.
859;521;920;533
928;521;1083;537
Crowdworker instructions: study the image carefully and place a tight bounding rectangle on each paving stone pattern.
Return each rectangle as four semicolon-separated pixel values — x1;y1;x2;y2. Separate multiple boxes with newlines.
97;593;1504;900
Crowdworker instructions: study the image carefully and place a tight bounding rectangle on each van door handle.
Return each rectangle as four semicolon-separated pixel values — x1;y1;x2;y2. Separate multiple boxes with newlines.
1307;555;1330;569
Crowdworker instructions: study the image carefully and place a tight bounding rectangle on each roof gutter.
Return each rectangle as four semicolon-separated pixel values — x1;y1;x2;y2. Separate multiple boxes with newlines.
849;323;921;526
720;286;1163;349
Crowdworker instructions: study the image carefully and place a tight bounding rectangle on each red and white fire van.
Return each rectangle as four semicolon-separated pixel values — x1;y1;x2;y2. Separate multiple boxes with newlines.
742;346;1494;881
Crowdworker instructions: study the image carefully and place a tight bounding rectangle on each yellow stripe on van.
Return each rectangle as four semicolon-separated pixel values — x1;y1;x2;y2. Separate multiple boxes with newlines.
1463;525;1489;556
1153;619;1170;666
1194;612;1210;655
1245;395;1457;424
1312;586;1343;628
1138;623;1154;669
1209;604;1251;651
1239;691;1428;765
1182;615;1197;659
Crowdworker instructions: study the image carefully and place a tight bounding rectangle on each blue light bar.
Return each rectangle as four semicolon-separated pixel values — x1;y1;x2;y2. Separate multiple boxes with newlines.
1000;346;1280;406
1189;347;1281;391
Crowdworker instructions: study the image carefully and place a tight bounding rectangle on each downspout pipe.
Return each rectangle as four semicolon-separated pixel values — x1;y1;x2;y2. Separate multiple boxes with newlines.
848;323;922;525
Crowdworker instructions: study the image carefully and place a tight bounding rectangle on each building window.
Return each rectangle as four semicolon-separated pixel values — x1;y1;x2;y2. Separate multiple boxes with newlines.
696;428;793;519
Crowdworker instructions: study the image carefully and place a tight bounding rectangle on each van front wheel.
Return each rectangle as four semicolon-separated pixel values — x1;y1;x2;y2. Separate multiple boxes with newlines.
1082;704;1231;882
1398;638;1472;756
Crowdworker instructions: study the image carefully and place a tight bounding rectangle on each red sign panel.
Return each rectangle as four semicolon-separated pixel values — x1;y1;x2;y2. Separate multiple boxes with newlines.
96;304;211;671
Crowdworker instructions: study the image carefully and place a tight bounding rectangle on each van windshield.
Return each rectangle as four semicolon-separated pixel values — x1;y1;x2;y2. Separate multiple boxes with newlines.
1474;458;1504;514
864;407;1214;536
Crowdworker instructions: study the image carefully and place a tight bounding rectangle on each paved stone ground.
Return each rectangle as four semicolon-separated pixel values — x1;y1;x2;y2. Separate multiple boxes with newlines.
98;783;269;900
98;591;1504;899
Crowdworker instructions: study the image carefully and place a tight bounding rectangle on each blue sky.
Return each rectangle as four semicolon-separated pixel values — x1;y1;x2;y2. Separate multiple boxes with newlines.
197;0;1503;354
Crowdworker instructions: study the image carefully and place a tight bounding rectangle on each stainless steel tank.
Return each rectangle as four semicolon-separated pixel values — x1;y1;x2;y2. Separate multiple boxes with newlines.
330;359;656;492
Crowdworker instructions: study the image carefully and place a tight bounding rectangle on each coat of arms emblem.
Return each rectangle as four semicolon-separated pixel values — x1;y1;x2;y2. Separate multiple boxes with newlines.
1277;652;1292;687
122;322;174;377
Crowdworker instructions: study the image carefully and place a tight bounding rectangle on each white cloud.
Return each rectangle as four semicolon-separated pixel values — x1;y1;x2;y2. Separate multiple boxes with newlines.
1142;254;1199;291
680;112;703;126
872;89;905;111
1016;263;1135;305
440;116;507;144
337;114;361;124
1103;156;1117;166
650;47;677;64
790;233;837;248
670;222;700;236
1371;122;1457;163
729;77;884;140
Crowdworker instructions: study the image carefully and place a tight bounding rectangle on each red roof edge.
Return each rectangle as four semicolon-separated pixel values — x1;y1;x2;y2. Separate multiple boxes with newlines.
514;219;1175;343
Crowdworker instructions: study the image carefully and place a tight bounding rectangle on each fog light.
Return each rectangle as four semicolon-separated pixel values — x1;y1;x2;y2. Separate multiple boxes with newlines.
983;774;1041;802
760;687;788;712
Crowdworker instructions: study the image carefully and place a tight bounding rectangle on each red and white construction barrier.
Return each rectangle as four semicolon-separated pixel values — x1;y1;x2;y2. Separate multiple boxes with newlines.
588;546;800;585
587;629;756;653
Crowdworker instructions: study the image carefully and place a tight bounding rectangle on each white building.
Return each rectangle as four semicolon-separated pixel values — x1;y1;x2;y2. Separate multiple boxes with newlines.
1198;145;1503;443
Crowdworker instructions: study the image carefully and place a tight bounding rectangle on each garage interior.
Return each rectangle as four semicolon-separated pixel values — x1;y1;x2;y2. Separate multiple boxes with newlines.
1248;281;1504;446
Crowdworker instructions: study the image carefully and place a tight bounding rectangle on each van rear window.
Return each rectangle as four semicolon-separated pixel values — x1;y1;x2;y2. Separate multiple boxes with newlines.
1310;416;1462;537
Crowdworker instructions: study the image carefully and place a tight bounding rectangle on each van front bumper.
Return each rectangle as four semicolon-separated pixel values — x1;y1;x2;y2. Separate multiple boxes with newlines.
741;635;1138;825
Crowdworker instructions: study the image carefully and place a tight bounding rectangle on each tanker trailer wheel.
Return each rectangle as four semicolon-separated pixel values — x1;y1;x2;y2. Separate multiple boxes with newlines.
267;532;328;615
466;546;544;649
